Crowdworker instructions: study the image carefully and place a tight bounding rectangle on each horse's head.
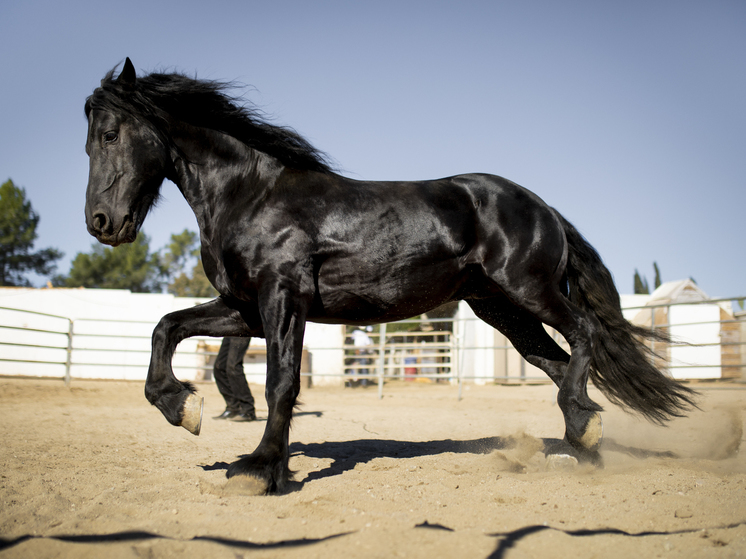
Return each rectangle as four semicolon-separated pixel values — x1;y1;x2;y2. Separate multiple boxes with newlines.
84;59;171;247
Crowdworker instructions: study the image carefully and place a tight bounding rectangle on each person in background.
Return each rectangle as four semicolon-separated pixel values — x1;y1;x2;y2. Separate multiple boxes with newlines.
212;336;256;421
350;326;373;387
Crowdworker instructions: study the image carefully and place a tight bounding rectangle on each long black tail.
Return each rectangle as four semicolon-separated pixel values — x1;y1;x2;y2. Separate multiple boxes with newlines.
555;211;697;424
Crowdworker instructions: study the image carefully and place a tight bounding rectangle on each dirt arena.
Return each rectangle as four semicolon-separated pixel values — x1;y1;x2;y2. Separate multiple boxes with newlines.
0;376;744;558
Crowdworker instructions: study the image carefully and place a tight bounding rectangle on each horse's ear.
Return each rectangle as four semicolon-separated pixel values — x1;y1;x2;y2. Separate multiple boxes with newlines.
117;58;137;89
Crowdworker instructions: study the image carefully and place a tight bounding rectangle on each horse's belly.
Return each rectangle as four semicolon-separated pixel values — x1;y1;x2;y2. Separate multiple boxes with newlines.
310;259;466;324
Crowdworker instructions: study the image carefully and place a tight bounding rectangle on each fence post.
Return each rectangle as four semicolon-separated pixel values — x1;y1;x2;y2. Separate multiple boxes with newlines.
64;319;74;387
377;323;387;399
457;324;464;401
456;318;466;400
452;329;460;399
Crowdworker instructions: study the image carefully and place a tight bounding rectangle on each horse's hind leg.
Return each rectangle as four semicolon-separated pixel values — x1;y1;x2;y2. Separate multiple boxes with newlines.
507;288;604;461
471;288;604;462
467;296;570;387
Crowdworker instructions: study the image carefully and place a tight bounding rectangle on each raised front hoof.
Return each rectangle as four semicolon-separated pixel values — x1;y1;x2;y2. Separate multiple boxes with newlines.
180;393;204;436
226;455;290;495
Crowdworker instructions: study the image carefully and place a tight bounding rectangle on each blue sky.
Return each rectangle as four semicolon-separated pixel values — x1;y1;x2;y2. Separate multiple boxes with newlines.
1;1;744;297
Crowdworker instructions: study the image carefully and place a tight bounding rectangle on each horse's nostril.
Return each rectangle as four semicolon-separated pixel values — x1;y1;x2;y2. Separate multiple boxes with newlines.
92;213;108;233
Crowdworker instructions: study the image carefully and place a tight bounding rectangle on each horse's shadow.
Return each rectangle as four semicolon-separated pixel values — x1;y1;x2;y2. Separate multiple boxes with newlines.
200;435;549;481
201;414;677;492
289;436;540;485
286;437;677;487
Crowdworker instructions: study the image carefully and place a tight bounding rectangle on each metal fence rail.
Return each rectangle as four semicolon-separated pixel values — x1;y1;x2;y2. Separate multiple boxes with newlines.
1;296;744;392
0;307;225;386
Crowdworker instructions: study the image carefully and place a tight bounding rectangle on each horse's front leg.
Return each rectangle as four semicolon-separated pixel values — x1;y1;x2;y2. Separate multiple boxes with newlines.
226;287;308;494
144;297;258;435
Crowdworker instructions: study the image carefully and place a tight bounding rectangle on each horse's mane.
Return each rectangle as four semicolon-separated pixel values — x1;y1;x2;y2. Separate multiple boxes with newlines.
85;65;334;174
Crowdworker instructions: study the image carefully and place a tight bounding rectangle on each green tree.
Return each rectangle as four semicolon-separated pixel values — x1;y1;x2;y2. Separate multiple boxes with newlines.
57;234;161;292
159;229;217;298
55;228;217;296
634;262;663;295
159;229;199;280
168;259;217;297
0;179;62;286
633;269;649;295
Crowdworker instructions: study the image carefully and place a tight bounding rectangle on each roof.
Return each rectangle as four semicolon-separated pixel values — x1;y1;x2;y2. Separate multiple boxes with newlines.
647;279;710;305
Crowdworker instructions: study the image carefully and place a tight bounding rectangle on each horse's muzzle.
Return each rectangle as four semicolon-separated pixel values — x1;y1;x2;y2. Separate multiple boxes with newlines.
86;212;138;246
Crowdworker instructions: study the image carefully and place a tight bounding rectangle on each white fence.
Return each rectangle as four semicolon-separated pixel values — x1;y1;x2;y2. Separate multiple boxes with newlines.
1;295;744;392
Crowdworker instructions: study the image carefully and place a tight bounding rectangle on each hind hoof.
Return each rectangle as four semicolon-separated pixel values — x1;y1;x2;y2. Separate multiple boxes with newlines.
579;412;603;451
546;453;579;471
180;393;203;436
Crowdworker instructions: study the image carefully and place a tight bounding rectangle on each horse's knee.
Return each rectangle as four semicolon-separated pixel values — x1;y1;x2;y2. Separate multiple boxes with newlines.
151;312;181;350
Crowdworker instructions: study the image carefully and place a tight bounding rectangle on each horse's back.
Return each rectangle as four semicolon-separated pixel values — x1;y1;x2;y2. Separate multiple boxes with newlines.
301;172;566;323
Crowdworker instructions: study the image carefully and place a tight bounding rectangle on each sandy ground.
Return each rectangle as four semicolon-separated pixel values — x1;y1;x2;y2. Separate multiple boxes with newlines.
0;376;745;559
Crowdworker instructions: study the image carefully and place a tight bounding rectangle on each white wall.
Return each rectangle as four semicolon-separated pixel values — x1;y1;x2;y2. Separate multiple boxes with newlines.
0;288;344;385
668;304;721;379
454;303;545;384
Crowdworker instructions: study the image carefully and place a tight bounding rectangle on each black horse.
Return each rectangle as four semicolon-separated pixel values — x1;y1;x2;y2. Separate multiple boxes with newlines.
84;59;695;493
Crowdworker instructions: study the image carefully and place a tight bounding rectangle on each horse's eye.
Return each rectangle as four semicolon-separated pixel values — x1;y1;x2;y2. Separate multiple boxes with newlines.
103;131;118;143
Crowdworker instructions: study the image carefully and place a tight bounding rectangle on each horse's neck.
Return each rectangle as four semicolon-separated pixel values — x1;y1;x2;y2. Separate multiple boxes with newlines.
168;125;283;241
